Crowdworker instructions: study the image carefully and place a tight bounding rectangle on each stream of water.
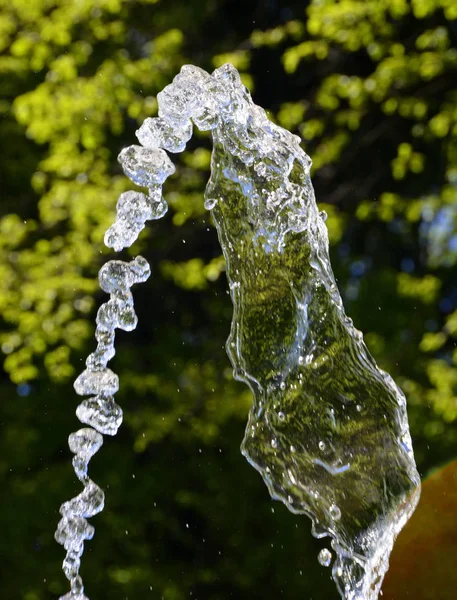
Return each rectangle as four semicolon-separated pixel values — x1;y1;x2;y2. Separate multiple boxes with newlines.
55;63;421;600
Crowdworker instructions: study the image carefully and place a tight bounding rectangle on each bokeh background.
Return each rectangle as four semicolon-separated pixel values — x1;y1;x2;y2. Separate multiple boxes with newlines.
1;0;457;598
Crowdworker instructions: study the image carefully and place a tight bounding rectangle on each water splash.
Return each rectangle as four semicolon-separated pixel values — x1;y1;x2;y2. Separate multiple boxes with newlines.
204;64;420;599
55;63;420;600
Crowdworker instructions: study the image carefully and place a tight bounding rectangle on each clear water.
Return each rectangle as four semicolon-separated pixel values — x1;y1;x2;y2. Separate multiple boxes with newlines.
55;63;420;600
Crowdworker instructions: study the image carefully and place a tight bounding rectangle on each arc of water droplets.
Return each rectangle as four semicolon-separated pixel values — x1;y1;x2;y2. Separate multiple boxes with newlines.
55;63;223;600
55;256;151;599
55;63;420;600
55;64;258;598
54;135;175;597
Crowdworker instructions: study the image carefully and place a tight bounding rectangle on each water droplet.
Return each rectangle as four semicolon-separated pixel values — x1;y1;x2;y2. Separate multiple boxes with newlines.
76;396;123;436
71;575;84;594
318;548;332;567
60;481;105;519
204;197;218;210
329;503;341;521
68;428;103;458
74;368;119;396
136;116;192;153
62;551;81;580
118;145;175;187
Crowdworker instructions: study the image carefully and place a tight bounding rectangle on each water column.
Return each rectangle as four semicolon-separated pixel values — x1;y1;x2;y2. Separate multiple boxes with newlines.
55;64;420;600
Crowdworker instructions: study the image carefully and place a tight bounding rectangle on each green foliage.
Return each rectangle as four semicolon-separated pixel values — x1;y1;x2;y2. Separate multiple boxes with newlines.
1;0;189;382
2;0;457;599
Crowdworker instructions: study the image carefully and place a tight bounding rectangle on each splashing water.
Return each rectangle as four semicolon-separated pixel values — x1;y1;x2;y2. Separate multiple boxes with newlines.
55;64;420;600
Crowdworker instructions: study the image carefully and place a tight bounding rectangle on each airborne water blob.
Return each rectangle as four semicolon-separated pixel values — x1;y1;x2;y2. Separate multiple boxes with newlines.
55;63;420;600
318;548;333;567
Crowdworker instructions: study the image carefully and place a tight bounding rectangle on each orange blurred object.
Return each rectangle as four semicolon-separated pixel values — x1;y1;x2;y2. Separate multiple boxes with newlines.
382;460;457;599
